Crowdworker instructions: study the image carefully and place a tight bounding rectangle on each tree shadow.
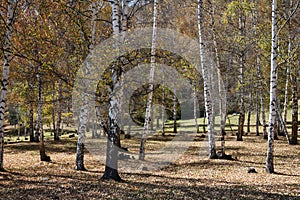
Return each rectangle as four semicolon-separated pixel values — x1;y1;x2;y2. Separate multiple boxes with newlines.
273;172;300;177
5;139;77;154
2;167;299;199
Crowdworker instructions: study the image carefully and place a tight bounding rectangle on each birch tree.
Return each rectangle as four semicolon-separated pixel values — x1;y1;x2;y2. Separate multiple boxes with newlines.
209;0;226;155
0;0;16;171
121;0;130;32
266;0;277;174
236;4;246;141
198;0;217;159
76;1;102;171
139;0;158;161
102;0;122;180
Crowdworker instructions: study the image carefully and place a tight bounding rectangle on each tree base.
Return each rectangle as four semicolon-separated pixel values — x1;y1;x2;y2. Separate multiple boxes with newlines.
209;153;219;159
217;153;235;160
290;141;298;145
124;135;131;139
76;166;87;171
101;166;122;182
31;136;39;143
266;168;275;174
41;155;51;162
0;168;7;172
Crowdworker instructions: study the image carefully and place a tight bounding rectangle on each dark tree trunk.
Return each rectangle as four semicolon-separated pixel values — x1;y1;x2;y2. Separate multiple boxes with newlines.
29;101;35;142
37;63;50;162
51;87;56;138
220;128;226;156
290;65;298;145
150;103;154;134
247;110;251;134
40;132;50;162
102;166;121;182
237;112;244;141
55;80;63;141
255;90;260;136
161;77;165;136
173;94;177;133
247;93;253;134
125;124;131;139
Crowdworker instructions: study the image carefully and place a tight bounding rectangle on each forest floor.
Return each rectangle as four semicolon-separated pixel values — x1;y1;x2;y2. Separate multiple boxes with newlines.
0;131;300;200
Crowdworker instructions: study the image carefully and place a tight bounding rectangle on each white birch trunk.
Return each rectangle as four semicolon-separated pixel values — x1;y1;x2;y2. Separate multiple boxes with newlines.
283;65;290;125
0;0;15;170
266;0;277;174
102;0;122;181
139;0;158;160
198;0;217;159
118;0;129;132
121;0;130;32
112;0;120;36
209;1;226;154
76;1;100;170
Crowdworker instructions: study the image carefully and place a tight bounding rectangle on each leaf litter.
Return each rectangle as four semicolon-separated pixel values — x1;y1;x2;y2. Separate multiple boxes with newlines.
0;134;299;199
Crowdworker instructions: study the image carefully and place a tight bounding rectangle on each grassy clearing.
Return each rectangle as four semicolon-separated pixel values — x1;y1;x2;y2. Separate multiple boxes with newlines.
0;130;299;199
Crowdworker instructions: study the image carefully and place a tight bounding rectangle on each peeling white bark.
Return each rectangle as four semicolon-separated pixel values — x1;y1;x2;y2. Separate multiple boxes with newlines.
266;0;277;174
0;0;15;171
198;0;217;159
139;0;158;160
